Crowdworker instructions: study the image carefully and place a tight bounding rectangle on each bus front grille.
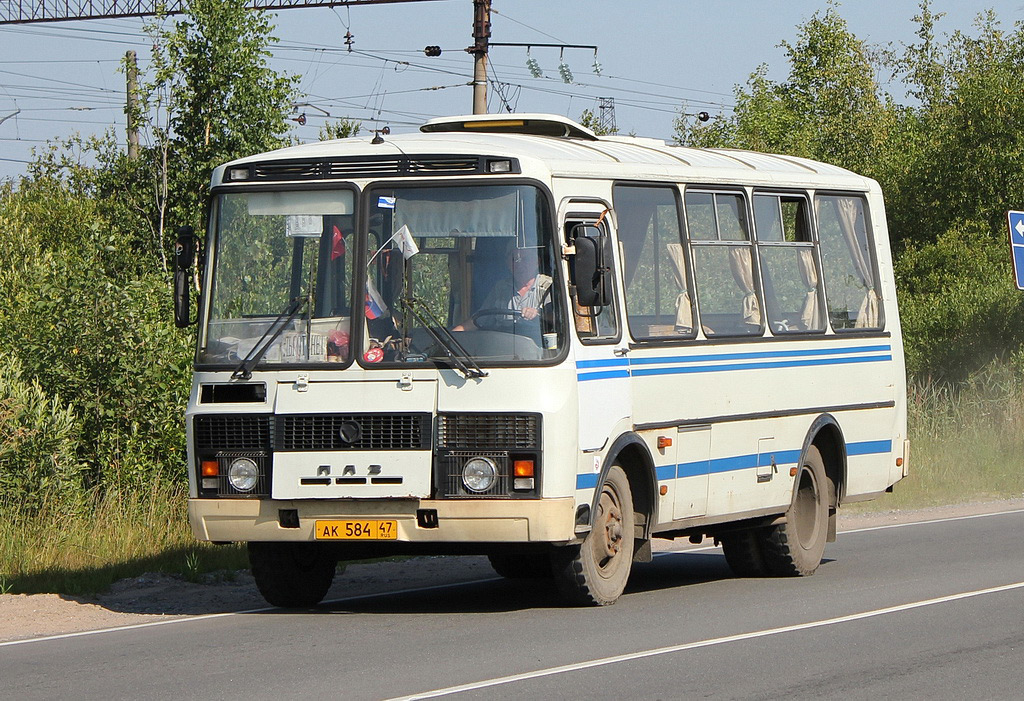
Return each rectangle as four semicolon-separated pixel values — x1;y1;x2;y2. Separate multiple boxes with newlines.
195;415;271;452
436;413;540;450
276;413;431;451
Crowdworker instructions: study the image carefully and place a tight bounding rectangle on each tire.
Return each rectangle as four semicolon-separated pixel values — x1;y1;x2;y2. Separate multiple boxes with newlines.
720;528;771;577
248;541;337;608
552;465;635;606
762;445;829;576
487;552;553;579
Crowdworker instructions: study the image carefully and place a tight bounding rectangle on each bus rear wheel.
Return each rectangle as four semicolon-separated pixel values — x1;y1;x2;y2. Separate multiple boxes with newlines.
720;528;771;577
762;445;829;576
552;465;635;606
248;541;337;608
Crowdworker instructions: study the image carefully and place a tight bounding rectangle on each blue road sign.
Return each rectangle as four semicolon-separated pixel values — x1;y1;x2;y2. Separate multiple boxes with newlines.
1009;211;1024;290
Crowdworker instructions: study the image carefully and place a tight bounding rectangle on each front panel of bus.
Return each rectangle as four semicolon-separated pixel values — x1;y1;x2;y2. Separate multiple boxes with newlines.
185;176;581;545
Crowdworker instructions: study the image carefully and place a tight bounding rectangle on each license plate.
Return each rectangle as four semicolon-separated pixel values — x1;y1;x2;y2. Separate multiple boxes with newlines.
315;519;398;540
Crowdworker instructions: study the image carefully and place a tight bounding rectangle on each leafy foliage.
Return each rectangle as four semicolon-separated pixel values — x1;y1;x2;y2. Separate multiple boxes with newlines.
143;0;298;233
0;352;84;515
0;0;297;510
674;1;1024;380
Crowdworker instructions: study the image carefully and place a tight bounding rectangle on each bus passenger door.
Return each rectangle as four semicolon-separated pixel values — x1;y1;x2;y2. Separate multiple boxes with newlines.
565;207;630;451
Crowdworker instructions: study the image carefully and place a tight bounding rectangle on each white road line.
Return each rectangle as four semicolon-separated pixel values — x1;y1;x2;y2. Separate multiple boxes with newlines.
839;506;1024;534
388;580;1024;700
2;507;1021;648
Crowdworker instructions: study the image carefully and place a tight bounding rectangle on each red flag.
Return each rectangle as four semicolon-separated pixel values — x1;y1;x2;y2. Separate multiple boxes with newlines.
331;225;346;260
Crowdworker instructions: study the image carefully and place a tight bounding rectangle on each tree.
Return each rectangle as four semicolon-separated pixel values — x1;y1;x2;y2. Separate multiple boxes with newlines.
578;109;615;136
319;118;361;141
143;0;299;240
674;4;893;178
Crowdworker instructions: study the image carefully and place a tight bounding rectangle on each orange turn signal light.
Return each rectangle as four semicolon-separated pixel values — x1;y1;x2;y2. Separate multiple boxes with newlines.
513;459;535;478
657;436;673;449
896;457;903;467
201;460;219;477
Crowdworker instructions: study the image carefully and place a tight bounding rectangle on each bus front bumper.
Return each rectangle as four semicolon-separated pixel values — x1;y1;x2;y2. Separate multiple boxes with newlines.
188;497;577;544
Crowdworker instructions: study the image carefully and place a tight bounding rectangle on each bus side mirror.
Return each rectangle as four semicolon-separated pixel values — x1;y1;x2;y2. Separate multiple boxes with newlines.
571;234;611;308
174;226;198;328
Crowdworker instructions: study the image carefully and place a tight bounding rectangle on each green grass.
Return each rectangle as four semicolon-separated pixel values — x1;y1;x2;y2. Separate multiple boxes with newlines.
0;481;248;596
5;362;1024;596
847;361;1024;512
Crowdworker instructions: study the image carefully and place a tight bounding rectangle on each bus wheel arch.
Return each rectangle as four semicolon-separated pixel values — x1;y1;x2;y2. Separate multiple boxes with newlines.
597;432;657;542
801;415;846;512
554;433;655;606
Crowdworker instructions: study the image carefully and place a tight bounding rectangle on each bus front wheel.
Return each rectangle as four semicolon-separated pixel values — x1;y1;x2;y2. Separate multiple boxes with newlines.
248;541;337;608
552;465;635;605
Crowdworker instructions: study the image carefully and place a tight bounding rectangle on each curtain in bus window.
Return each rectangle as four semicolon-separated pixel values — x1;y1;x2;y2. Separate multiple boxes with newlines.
393;187;524;238
798;248;821;330
835;198;879;328
617;202;651;287
729;247;761;326
667;243;694;332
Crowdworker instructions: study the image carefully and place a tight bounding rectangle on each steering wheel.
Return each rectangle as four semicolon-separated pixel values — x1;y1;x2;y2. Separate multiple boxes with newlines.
471;308;524;324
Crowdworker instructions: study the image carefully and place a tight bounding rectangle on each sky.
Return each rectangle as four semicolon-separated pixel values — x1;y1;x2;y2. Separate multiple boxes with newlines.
1;0;1023;180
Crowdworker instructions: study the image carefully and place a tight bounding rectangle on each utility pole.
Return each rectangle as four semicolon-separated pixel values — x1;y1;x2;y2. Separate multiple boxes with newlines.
468;0;490;114
125;50;140;160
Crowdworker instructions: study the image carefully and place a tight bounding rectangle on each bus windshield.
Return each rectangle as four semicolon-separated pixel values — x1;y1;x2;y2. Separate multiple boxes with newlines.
364;184;565;366
199;189;356;366
198;183;564;369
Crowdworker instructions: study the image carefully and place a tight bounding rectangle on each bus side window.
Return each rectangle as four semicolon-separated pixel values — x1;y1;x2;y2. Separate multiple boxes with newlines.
685;190;763;337
753;194;824;334
814;195;883;331
613;184;695;341
566;220;619;342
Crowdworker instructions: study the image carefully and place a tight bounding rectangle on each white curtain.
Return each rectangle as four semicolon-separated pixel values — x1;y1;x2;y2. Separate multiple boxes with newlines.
729;247;761;326
797;248;821;330
836;198;879;328
666;243;694;331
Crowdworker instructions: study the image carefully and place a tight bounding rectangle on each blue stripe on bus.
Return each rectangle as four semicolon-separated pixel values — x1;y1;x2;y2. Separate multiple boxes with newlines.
575;358;630;369
577;346;893;381
655;464;676;481
629;354;892;378
575;440;893;490
628;345;892;366
847;439;892;455
578;369;631;381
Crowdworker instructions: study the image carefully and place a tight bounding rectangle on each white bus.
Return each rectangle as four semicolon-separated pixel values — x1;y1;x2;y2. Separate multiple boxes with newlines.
177;114;908;607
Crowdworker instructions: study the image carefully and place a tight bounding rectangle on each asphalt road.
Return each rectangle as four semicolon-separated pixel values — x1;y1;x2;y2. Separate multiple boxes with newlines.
4;509;1024;700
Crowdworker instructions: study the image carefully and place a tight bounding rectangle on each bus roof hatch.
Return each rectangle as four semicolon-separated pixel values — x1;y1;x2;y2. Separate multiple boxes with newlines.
420;113;599;141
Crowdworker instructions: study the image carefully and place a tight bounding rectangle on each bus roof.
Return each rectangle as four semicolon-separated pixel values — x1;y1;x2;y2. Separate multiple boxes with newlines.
214;114;872;191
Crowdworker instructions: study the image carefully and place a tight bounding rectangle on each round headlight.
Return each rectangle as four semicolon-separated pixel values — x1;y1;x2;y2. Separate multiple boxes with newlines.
462;456;498;493
227;457;259;492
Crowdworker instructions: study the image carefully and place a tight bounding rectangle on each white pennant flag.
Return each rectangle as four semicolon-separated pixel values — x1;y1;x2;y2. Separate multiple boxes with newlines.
395;225;419;260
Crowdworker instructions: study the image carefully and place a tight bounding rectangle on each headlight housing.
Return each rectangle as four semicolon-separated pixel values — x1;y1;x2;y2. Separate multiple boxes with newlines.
462;456;498;493
227;456;260;492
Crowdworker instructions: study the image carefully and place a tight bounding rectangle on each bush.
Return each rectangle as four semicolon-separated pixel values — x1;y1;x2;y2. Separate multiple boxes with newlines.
0;177;192;495
0;353;86;514
895;220;1024;380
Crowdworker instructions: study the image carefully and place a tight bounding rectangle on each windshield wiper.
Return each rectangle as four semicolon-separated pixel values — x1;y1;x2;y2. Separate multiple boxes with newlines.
401;296;487;379
231;295;309;380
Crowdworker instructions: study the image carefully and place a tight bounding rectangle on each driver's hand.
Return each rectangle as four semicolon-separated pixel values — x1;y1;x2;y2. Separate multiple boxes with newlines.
521;306;538;320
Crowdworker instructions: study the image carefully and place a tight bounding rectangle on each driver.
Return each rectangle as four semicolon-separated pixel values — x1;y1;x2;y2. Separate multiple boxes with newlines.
453;247;552;331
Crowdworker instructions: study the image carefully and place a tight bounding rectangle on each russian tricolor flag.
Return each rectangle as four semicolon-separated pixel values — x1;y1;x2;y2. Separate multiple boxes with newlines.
365;277;389;319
